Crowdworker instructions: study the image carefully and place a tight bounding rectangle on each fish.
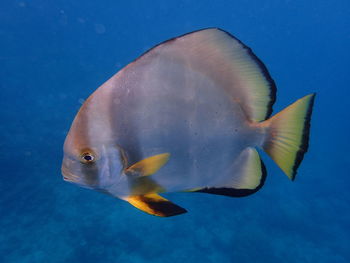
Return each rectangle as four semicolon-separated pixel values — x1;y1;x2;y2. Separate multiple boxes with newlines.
61;28;315;217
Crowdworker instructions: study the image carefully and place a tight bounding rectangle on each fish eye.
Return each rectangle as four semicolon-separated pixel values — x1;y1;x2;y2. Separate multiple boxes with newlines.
80;151;95;164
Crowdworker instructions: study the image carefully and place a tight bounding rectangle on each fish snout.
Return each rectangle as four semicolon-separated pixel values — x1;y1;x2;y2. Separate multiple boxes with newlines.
61;163;79;183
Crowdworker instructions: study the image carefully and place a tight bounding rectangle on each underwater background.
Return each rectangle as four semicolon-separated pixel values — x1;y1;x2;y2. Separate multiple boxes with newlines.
1;0;349;262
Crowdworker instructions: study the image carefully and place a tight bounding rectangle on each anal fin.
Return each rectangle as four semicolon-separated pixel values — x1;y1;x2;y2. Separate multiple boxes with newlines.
125;193;187;217
195;147;266;197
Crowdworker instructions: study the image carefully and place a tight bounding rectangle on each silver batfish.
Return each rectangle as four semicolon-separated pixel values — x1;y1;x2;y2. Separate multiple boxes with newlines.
62;28;315;217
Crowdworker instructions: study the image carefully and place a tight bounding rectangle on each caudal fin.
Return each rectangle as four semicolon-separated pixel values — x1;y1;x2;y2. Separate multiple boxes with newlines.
260;94;316;180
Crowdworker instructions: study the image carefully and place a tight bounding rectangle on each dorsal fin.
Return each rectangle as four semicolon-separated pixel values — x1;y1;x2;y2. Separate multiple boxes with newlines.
130;28;276;122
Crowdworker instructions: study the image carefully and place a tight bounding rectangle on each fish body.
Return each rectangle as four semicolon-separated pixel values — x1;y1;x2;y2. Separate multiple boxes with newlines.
62;28;315;217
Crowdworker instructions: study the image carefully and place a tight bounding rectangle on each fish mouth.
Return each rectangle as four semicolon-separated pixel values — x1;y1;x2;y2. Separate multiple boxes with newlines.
61;166;79;183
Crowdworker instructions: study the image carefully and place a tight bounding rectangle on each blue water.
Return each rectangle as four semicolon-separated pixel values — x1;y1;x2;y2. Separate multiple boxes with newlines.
1;1;349;262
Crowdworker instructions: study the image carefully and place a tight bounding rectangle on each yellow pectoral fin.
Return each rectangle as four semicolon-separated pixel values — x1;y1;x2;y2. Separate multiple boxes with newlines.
125;153;170;176
125;193;187;217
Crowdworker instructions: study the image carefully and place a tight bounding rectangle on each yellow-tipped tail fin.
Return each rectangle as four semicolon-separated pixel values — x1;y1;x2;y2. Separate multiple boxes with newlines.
125;153;170;176
125;193;187;217
260;94;316;180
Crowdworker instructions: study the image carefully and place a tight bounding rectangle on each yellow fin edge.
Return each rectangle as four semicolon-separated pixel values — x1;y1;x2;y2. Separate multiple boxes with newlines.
125;193;187;217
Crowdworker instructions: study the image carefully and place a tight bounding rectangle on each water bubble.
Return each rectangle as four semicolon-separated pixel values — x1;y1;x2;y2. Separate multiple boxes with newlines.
77;17;86;24
94;23;106;34
18;1;26;7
